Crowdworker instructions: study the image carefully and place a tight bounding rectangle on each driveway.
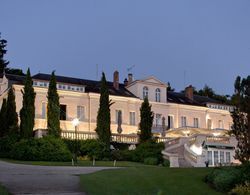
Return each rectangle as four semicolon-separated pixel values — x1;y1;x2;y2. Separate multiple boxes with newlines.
0;160;117;195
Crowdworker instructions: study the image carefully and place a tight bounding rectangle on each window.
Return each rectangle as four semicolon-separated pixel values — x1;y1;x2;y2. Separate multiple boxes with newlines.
77;106;85;121
218;120;224;129
115;110;122;124
220;151;225;163
42;102;47;119
143;86;149;99
226;152;231;163
155;88;161;102
193;118;199;128
168;115;174;129
207;119;212;130
155;114;162;127
208;151;212;165
34;81;38;86
60;105;67;120
214;151;219;165
181;116;187;127
129;112;136;125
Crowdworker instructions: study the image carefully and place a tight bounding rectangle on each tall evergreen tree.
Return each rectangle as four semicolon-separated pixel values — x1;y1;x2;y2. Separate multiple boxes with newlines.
139;97;154;143
230;76;250;163
0;99;7;137
47;71;61;137
0;33;9;74
20;68;36;138
95;72;112;149
6;87;19;135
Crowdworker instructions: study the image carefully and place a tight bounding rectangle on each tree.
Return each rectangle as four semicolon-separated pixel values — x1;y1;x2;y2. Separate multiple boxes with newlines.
20;68;36;138
47;71;61;137
0;99;7;137
0;33;9;74
6;87;19;135
167;82;175;92
95;72;112;150
139;97;154;143
230;76;250;163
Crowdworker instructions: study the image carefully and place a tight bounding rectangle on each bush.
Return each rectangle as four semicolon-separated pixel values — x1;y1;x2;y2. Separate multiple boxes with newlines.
163;159;170;167
10;136;71;161
132;141;164;164
79;139;109;160
0;135;19;158
144;157;158;165
230;182;250;195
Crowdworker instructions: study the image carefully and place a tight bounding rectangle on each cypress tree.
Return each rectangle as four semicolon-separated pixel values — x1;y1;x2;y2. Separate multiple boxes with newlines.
20;68;36;138
6;87;19;135
139;97;154;143
95;72;112;149
230;76;250;163
47;71;61;137
0;33;9;74
0;99;7;137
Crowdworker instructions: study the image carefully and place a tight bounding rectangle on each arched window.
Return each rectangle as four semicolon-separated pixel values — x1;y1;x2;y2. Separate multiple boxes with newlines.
155;88;161;102
143;86;149;99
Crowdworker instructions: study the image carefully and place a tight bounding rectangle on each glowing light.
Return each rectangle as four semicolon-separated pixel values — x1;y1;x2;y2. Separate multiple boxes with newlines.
213;132;221;137
72;118;79;127
190;144;202;155
183;130;190;137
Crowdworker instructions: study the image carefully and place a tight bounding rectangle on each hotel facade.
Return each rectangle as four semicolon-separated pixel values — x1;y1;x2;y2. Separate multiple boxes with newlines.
0;71;238;167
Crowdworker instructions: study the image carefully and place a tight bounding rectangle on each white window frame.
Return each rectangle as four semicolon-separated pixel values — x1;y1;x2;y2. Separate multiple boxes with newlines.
155;88;161;102
143;86;149;99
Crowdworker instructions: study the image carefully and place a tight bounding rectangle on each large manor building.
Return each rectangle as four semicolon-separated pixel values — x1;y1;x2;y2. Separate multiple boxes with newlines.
0;71;238;167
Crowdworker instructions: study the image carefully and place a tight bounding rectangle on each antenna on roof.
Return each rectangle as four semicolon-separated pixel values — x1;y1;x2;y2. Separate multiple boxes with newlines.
127;65;135;73
96;64;99;80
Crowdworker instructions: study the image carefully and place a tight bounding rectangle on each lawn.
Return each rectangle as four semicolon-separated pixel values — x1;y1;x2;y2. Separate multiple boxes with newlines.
0;184;9;195
1;159;144;167
80;167;222;195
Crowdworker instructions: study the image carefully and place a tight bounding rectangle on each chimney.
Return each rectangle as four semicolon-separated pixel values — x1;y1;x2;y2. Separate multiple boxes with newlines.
124;78;128;86
113;70;119;90
128;73;133;85
185;85;194;101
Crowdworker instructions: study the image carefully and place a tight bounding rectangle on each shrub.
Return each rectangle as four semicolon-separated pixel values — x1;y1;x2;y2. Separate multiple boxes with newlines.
10;136;71;161
0;135;19;158
163;159;170;167
230;182;250;195
132;141;164;164
144;157;158;165
79;139;109;160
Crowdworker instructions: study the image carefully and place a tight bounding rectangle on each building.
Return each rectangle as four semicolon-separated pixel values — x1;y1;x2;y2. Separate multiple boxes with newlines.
0;71;238;167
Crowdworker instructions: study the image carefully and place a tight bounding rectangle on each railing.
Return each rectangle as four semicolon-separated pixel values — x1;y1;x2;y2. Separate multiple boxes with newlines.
206;136;230;144
60;131;168;144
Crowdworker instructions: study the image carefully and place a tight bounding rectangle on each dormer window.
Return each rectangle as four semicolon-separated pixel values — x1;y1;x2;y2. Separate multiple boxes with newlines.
143;86;149;99
155;88;161;102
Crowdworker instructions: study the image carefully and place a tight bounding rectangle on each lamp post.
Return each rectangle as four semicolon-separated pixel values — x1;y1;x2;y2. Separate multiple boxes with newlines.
72;118;79;165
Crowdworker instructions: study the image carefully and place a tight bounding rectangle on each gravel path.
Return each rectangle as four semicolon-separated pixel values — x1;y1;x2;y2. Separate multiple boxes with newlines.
0;160;117;195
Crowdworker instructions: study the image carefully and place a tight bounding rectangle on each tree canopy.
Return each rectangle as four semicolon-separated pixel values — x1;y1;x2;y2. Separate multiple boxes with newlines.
230;76;250;163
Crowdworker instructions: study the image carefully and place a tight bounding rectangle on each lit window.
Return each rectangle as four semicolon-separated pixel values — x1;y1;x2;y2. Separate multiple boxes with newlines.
143;86;149;99
129;112;136;125
155;88;161;102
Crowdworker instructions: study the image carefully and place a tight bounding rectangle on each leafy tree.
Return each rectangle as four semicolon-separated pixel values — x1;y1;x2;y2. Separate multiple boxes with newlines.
0;33;9;74
139;97;154;143
167;82;175;92
0;99;7;137
230;76;250;163
47;71;61;137
20;68;36;138
6;87;19;135
95;72;112;150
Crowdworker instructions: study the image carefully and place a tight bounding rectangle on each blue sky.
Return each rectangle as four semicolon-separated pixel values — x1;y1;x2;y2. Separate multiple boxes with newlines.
1;0;250;95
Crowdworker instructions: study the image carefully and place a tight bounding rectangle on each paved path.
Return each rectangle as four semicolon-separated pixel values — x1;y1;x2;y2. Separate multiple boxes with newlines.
0;160;117;195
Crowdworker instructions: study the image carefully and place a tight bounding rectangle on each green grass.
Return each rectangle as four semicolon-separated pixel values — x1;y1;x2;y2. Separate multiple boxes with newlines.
0;184;9;195
1;158;144;167
80;167;222;195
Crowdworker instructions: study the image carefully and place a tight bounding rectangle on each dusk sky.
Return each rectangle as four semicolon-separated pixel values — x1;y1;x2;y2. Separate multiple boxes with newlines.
1;0;250;95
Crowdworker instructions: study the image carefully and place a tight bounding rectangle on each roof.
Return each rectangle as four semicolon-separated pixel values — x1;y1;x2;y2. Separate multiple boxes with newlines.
0;73;26;85
32;73;137;98
167;91;222;107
